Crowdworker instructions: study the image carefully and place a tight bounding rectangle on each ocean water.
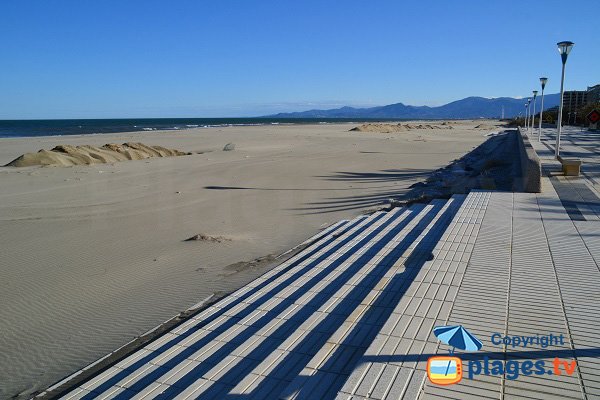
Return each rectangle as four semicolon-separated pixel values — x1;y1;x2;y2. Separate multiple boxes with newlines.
0;118;398;138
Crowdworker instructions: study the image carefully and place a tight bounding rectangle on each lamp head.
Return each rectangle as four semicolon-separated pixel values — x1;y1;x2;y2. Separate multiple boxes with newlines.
557;41;574;63
533;90;538;98
540;77;548;90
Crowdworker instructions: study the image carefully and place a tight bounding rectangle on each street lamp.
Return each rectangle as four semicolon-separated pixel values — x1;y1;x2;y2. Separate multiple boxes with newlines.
555;40;574;158
524;102;529;130
527;98;531;132
538;77;547;141
531;90;538;133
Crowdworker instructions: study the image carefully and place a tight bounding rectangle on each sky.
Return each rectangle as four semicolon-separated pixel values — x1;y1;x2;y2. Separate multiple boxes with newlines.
1;0;598;119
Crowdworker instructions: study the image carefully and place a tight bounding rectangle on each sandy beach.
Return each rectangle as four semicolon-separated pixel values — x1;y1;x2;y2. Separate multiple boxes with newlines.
0;121;499;398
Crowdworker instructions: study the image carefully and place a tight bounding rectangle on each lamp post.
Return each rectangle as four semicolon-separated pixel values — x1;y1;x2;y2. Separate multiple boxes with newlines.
524;103;529;130
538;77;547;141
527;98;531;132
531;90;538;133
555;41;574;159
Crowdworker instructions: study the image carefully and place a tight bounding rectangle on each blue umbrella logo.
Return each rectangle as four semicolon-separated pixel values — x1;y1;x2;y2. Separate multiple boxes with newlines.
433;325;483;376
433;325;483;354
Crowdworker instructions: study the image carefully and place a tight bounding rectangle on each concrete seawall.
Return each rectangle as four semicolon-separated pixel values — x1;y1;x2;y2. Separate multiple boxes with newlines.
514;127;542;193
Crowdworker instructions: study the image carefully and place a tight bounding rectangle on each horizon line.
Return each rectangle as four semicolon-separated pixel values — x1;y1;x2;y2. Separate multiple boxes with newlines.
0;93;562;121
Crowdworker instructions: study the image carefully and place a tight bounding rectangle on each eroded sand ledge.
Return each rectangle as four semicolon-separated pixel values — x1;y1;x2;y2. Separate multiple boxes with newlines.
5;142;190;167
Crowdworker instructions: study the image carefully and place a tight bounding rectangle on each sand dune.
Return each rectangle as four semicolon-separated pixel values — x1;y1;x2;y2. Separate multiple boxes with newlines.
350;122;453;133
5;142;189;167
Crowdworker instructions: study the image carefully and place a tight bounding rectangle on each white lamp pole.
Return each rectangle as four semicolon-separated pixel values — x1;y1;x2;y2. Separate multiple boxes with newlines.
555;41;574;159
525;103;529;130
531;91;538;133
538;77;547;141
527;99;531;132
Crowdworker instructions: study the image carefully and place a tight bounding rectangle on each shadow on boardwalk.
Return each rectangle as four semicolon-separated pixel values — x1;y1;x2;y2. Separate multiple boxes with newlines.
219;201;461;400
359;347;600;364
75;199;460;400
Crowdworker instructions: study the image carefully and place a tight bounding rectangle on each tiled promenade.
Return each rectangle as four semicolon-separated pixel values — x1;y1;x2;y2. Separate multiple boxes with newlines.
48;128;600;400
531;126;600;221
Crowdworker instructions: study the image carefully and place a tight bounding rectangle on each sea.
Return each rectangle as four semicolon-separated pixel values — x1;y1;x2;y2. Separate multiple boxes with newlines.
0;118;396;138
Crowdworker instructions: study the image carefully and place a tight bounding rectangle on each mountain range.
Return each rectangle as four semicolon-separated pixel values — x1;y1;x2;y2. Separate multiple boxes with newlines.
266;94;560;119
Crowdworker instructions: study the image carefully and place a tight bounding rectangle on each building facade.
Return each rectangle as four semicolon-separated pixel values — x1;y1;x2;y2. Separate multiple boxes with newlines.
587;84;600;105
562;90;588;113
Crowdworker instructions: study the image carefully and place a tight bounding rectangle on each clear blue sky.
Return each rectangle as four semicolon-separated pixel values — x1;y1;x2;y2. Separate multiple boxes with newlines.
1;0;598;119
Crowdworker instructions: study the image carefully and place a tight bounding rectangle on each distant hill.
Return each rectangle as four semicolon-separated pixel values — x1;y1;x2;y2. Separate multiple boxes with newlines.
266;94;560;119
